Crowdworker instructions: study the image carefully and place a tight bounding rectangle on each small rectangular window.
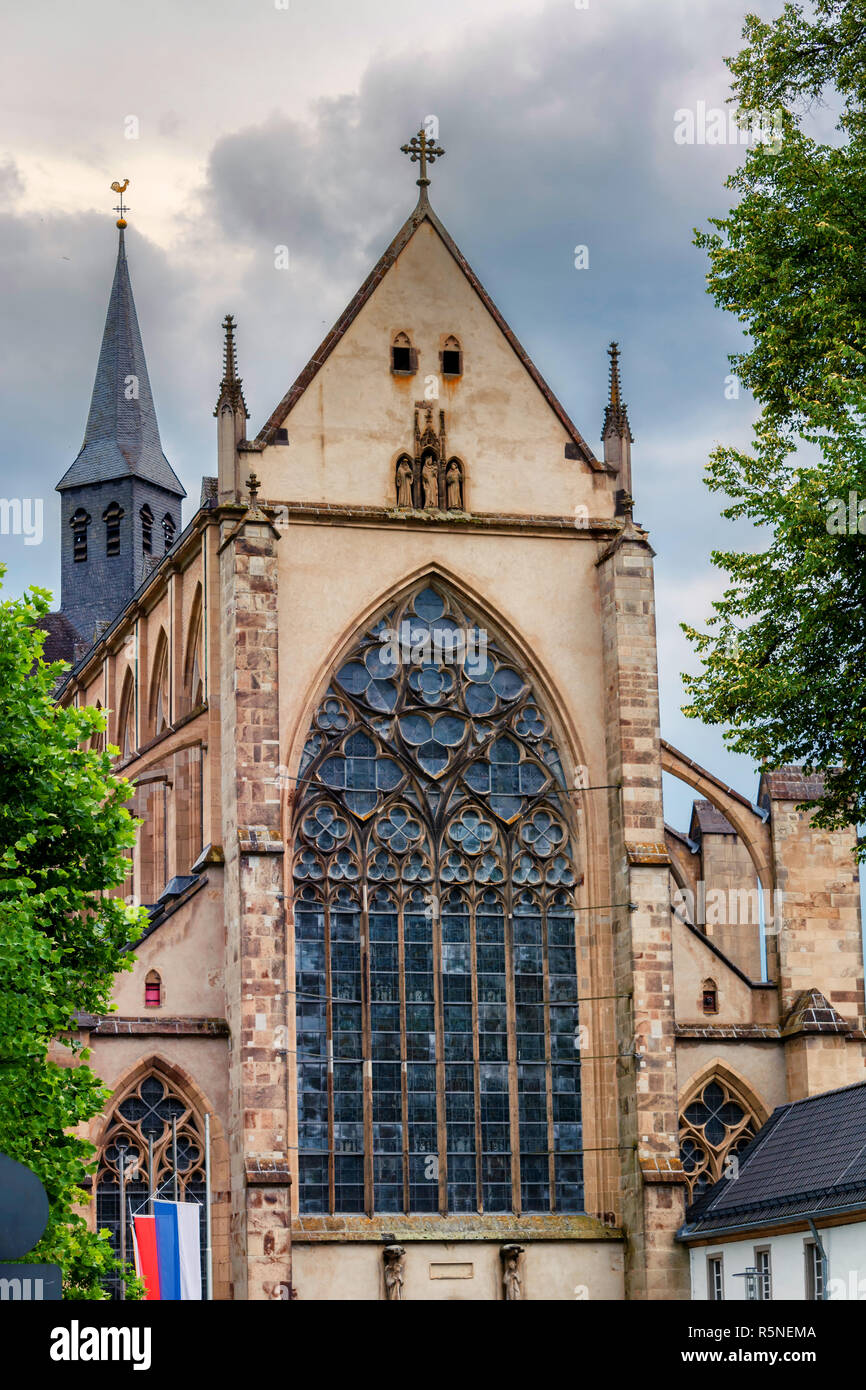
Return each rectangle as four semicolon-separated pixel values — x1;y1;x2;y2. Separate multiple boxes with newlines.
707;1254;724;1301
805;1241;825;1300
145;981;161;1008
442;349;462;376
392;345;412;372
754;1247;772;1300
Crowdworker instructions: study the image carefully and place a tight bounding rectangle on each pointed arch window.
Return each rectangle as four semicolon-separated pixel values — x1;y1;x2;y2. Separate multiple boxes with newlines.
391;331;417;375
679;1075;759;1202
183;587;204;712
293;581;583;1217
70;508;91;563
96;1069;206;1299
150;633;169;736
140;505;154;555
104;501;123;557
117;670;135;759
441;335;463;377
162;513;176;553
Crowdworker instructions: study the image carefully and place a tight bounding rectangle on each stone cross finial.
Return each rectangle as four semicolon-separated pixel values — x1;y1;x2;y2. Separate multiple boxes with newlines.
401;127;445;188
247;471;260;503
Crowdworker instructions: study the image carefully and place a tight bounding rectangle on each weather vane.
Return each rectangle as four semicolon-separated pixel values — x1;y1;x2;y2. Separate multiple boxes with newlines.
110;179;129;228
400;128;445;188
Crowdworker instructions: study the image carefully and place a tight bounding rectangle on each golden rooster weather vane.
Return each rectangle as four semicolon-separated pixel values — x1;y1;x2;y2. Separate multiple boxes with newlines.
111;179;129;228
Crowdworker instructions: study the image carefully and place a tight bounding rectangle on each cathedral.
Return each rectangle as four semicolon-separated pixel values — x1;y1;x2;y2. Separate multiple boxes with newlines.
47;135;865;1300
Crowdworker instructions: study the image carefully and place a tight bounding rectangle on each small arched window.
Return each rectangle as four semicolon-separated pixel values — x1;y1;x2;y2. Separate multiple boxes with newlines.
103;502;123;557
144;970;162;1008
702;979;719;1015
70;508;91;563
140;505;154;555
150;632;169;736
162;514;176;553
390;331;417;375
441;335;463;377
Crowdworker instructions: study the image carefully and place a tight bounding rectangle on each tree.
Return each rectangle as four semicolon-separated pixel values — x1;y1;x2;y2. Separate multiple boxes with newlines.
0;573;146;1297
682;0;866;852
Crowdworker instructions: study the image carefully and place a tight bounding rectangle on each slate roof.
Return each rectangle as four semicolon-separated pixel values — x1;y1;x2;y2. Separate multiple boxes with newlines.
249;190;606;470
760;767;828;802
35;611;82;665
689;798;737;837
56;229;185;498
679;1080;866;1239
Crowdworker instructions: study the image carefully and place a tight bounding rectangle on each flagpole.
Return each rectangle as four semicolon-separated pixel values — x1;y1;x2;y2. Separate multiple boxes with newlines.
119;1146;128;1301
172;1115;179;1202
205;1113;213;1301
148;1136;155;1213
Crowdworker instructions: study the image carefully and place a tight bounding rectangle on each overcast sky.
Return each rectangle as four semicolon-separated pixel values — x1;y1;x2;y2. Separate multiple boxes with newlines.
1;0;793;828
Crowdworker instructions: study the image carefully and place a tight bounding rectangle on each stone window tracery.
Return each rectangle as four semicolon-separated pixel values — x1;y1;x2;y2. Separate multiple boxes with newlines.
679;1076;758;1202
293;582;584;1217
96;1070;206;1299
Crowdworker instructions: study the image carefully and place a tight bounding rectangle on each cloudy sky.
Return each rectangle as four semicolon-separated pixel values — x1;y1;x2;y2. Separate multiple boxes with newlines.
1;0;792;827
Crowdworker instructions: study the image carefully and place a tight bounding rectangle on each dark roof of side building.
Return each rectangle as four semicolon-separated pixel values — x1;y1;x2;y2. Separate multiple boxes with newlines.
689;798;737;837
678;1080;866;1240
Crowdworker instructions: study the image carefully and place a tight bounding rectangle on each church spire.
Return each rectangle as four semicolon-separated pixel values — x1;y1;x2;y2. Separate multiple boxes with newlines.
56;207;184;498
602;341;634;513
214;314;249;419
55;189;185;650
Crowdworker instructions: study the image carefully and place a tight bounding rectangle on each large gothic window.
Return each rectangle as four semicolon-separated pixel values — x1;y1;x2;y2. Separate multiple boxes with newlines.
292;582;583;1217
96;1070;206;1299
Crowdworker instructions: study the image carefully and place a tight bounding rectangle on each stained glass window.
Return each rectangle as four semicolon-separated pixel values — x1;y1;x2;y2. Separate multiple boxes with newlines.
293;583;584;1216
679;1077;758;1202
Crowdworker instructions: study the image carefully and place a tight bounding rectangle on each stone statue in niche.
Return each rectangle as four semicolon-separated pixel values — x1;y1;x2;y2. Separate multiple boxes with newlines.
422;455;439;509
383;1244;406;1301
396;457;414;509
446;459;463;510
500;1244;524;1300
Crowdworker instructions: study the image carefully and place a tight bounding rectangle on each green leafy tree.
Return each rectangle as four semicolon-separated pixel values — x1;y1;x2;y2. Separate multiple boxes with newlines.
683;0;866;851
0;573;146;1297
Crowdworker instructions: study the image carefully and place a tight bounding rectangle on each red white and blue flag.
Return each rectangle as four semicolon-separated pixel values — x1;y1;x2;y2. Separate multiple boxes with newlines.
133;1201;201;1300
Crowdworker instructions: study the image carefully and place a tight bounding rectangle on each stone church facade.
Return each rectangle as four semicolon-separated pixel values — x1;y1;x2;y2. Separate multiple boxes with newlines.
49;145;865;1300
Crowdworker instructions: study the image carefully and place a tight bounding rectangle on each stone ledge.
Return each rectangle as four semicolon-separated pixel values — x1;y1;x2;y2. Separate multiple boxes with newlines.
292;1212;621;1242
675;1023;781;1041
73;1014;230;1037
245;1158;292;1187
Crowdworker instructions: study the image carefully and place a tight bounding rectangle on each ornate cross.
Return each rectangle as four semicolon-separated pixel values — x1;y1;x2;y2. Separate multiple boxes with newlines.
401;127;445;188
110;178;129;228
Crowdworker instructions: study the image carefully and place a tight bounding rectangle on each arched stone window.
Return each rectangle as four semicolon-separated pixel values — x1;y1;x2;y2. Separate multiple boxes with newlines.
390;331;417;375
701;978;719;1015
292;581;583;1217
679;1074;758;1202
441;335;463;377
144;970;162;1008
183;587;204;712
96;1069;206;1299
162;513;176;553
149;632;169;736
117;670;135;760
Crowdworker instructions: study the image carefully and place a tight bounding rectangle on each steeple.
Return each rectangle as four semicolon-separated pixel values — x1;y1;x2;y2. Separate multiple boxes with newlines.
56;227;184;498
601;342;634;513
55;196;186;649
215;314;249;501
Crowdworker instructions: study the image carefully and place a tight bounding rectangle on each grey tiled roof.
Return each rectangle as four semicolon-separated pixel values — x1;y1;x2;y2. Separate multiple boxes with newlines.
56;230;185;498
679;1081;866;1238
35;611;82;664
689;798;736;837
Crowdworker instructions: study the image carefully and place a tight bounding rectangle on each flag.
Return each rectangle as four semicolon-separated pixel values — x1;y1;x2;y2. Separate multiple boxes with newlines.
131;1215;161;1301
152;1201;202;1301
